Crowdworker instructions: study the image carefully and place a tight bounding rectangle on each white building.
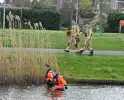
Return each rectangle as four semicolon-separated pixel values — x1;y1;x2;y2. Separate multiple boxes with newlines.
110;0;124;10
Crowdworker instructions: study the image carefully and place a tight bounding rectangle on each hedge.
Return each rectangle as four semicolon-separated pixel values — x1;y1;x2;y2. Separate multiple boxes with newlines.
79;9;95;18
80;12;95;18
0;7;61;30
105;12;124;33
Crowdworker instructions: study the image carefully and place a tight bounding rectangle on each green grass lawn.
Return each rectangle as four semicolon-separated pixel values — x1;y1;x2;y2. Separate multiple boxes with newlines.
0;29;124;50
2;51;124;82
57;54;124;80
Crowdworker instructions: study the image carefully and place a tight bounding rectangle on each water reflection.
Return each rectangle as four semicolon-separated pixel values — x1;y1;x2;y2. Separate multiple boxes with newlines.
45;89;64;99
0;85;124;100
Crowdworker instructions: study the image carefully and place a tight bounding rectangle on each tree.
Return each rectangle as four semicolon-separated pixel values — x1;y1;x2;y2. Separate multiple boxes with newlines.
79;0;95;19
80;0;93;12
60;0;74;27
12;0;52;8
30;0;52;8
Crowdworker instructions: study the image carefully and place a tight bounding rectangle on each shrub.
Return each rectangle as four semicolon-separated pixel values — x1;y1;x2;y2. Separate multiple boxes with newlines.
0;7;61;30
79;9;95;18
106;12;124;33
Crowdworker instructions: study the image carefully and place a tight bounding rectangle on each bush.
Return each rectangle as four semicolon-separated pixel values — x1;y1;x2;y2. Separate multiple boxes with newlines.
79;9;95;18
106;12;124;33
61;20;71;27
0;7;61;30
31;9;61;30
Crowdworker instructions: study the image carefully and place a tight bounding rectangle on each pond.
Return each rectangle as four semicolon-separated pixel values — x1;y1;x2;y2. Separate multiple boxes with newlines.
0;85;124;100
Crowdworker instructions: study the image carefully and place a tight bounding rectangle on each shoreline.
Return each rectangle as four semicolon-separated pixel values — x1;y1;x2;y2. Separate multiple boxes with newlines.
0;77;124;86
65;78;124;85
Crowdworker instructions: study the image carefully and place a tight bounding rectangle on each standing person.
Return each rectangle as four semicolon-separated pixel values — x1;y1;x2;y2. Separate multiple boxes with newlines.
64;27;72;52
45;64;54;89
53;70;68;91
75;24;94;56
74;24;81;50
95;24;100;33
64;24;81;52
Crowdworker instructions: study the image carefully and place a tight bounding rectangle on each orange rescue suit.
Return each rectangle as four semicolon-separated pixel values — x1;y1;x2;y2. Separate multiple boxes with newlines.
46;70;53;81
54;75;67;90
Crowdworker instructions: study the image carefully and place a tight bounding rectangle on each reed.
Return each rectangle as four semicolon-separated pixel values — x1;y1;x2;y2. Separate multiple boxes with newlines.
0;29;59;85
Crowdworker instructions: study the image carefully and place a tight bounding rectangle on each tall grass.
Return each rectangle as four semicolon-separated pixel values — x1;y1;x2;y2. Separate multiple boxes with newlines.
0;29;59;85
0;29;64;48
1;29;124;50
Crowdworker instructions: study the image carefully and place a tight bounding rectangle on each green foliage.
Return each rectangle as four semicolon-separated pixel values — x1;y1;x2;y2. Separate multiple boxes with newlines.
80;11;95;18
12;0;52;8
61;20;71;27
38;0;52;7
80;0;92;10
106;13;124;33
31;9;61;30
0;7;61;30
79;0;94;18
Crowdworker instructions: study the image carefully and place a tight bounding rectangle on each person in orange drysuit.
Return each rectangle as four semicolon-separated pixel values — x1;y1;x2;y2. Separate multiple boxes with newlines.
53;71;68;91
45;64;54;89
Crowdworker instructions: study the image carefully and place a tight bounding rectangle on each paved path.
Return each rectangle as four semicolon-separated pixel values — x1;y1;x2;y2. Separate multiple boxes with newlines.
0;48;124;55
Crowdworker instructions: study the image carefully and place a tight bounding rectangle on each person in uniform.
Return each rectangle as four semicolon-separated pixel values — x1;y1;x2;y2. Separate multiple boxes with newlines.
64;27;72;52
64;24;81;52
75;24;94;56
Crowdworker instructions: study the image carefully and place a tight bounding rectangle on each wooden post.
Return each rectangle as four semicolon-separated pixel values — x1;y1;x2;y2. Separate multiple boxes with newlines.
119;25;121;33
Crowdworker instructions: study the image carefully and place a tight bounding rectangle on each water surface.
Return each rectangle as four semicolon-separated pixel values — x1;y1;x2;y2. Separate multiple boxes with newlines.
0;85;124;100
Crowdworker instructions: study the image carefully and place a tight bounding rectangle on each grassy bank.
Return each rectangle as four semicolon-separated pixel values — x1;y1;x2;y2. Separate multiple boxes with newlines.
0;29;124;50
0;52;124;85
57;54;124;80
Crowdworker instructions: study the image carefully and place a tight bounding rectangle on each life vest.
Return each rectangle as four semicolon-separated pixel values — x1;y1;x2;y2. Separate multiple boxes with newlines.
54;74;59;85
45;70;54;81
53;74;67;90
54;74;66;86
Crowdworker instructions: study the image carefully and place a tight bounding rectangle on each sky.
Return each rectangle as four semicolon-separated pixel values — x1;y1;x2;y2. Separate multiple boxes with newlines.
0;0;3;3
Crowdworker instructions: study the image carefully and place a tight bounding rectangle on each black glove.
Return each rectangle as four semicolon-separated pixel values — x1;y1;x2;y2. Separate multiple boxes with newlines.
65;85;68;89
76;37;80;43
